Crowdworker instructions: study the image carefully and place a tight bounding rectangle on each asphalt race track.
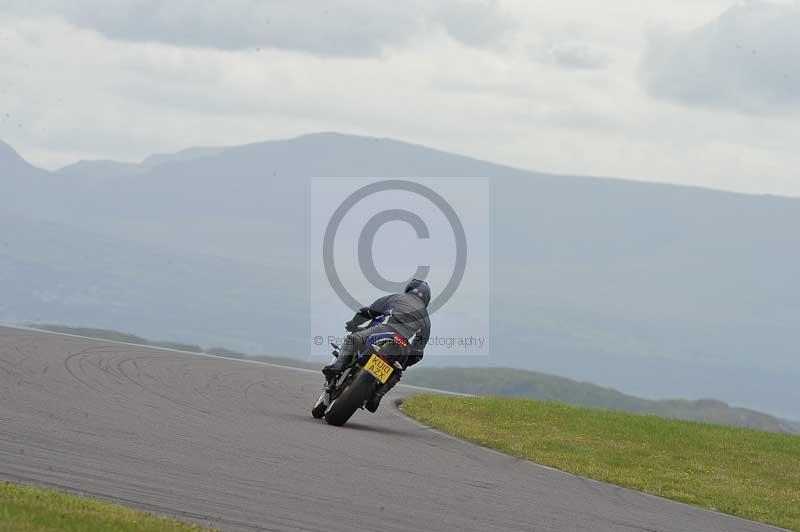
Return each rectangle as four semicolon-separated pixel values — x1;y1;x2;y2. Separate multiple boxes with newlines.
0;326;784;531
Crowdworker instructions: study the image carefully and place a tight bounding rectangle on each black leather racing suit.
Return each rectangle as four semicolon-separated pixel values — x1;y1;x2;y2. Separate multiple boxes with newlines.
345;292;431;368
323;292;429;378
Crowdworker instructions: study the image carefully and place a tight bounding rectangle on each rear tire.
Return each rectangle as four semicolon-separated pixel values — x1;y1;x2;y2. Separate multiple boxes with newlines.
324;370;377;426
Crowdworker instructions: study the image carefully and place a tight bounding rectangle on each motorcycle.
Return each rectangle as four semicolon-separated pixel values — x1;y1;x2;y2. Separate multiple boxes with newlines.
312;322;409;427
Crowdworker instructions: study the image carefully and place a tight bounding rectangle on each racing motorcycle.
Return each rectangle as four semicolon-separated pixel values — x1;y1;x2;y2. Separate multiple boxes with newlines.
312;323;409;427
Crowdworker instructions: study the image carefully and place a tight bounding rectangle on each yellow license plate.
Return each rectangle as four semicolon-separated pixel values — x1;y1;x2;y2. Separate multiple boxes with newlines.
363;354;394;384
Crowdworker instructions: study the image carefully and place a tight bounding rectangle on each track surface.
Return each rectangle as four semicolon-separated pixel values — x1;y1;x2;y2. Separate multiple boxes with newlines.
0;326;783;531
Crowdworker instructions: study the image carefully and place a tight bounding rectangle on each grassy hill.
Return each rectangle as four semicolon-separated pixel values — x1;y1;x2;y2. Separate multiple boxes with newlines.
401;395;800;531
404;367;798;434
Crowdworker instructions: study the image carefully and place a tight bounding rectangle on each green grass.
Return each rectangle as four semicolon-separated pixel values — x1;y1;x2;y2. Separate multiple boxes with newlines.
404;367;797;434
0;483;212;532
401;395;800;531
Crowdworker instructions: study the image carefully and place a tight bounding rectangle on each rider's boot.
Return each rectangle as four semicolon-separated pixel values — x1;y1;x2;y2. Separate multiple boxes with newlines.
322;343;355;378
366;372;401;413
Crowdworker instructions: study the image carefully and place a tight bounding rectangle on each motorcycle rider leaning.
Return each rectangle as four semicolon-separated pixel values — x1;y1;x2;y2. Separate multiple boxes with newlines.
323;279;431;412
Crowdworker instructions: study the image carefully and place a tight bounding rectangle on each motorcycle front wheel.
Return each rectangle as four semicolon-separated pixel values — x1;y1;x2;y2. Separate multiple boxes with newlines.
311;393;327;419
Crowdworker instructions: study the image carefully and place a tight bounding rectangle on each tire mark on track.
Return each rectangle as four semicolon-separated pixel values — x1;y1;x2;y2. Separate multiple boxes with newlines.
62;348;105;393
117;353;213;416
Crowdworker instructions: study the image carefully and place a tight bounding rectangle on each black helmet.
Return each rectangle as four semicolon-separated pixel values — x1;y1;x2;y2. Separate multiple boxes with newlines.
405;278;431;307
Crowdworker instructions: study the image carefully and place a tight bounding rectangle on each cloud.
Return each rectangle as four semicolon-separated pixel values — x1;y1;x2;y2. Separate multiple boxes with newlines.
540;42;610;70
433;0;514;48
3;2;800;197
3;0;514;56
640;1;800;113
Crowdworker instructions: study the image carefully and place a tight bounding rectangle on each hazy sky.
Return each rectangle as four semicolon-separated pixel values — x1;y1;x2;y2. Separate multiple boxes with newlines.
1;1;799;196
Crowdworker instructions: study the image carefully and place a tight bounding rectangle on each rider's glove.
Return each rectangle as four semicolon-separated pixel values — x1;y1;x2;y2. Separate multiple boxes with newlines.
346;309;373;332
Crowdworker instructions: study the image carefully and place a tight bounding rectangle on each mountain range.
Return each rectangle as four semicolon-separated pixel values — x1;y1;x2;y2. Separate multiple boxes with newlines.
2;133;799;419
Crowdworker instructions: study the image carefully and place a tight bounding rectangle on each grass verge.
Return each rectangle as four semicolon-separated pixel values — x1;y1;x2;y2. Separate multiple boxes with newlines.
0;482;213;532
401;395;800;531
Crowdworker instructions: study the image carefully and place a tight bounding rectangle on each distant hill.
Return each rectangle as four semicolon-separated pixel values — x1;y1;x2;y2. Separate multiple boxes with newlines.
28;324;204;354
0;140;40;175
26;324;319;370
0;213;303;356
54;146;229;181
3;132;800;419
404;367;799;434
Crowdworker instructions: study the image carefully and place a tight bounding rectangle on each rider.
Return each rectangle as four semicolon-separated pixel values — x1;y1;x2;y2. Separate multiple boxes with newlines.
323;279;431;412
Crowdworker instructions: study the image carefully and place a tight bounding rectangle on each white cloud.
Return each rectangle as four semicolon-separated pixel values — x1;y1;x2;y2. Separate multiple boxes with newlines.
2;0;514;56
536;41;610;70
1;1;800;197
433;0;515;48
641;1;800;113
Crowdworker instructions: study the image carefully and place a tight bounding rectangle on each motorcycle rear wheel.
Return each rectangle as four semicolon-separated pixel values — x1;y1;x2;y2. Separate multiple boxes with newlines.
324;370;377;426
